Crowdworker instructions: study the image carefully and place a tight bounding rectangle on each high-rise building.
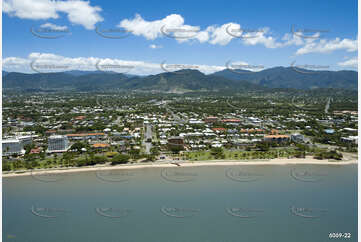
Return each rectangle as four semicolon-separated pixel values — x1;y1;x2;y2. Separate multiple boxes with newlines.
2;139;23;156
18;136;33;148
47;135;70;152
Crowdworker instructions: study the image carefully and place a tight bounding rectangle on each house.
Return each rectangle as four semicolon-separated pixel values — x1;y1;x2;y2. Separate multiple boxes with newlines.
341;136;358;144
204;116;218;123
92;143;110;149
324;129;335;134
167;136;184;149
30;147;42;154
264;135;290;143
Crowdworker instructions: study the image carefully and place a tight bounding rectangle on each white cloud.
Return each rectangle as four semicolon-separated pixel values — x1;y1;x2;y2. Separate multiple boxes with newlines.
206;23;237;45
3;0;103;29
295;37;357;55
40;22;68;31
117;14;290;49
149;44;162;49
337;57;358;68
3;53;228;75
119;14;187;40
241;27;283;48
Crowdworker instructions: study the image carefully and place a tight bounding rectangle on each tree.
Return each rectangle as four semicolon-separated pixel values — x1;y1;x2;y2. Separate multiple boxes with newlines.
256;142;270;152
111;154;130;165
210;147;225;159
3;161;11;171
150;147;160;156
70;142;87;153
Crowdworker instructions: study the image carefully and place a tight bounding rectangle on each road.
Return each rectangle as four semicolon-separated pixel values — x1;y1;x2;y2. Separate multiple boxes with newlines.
325;97;331;114
143;124;153;154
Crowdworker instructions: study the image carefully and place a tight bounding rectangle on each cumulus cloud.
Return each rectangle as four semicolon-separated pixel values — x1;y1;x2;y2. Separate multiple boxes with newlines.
295;37;357;55
241;27;283;48
3;53;228;75
337;57;358;68
119;14;188;40
206;23;237;45
3;0;103;29
117;14;287;49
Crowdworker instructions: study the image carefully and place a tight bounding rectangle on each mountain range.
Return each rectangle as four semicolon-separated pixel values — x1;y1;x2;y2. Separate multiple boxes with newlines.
2;67;357;93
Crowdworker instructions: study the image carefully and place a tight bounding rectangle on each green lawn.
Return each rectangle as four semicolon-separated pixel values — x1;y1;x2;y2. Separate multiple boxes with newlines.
185;148;299;161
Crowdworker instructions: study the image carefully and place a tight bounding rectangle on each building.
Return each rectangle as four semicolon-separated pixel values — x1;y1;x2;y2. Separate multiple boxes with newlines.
222;118;241;122
30;147;42;154
92;143;110;149
341;136;358;145
66;133;105;141
167;136;184;150
324;129;335;134
18;136;33;148
291;133;305;143
204;116;218;123
264;135;290;143
47;135;69;152
2;139;23;156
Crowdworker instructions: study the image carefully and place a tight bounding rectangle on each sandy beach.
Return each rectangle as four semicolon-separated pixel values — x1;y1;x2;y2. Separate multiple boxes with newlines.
2;157;357;178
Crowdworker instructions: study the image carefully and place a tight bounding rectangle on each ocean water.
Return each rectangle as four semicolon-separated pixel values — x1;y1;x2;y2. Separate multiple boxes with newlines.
3;164;357;242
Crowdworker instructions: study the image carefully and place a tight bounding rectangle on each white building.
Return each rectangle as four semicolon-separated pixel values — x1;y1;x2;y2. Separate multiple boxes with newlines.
2;139;23;156
18;136;33;148
341;136;358;144
47;135;70;152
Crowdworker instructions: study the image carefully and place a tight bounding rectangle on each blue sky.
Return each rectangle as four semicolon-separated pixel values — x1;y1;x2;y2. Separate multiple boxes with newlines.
3;0;358;75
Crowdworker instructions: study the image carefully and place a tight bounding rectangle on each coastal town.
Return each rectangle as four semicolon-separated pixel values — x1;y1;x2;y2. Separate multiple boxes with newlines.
2;92;358;172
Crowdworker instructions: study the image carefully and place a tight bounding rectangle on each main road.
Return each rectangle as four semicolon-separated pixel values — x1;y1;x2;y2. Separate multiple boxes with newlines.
143;124;153;154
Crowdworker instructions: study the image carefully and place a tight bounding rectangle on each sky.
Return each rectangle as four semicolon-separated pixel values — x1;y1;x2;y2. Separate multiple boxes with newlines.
2;0;358;75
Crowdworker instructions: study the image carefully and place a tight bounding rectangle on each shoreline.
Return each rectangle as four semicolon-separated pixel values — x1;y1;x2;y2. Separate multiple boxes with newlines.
2;157;357;178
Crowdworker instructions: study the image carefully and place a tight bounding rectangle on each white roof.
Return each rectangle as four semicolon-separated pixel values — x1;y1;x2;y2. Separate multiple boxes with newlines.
2;139;20;143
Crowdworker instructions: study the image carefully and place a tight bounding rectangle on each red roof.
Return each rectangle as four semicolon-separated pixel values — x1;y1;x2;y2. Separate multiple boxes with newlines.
30;148;42;154
92;143;110;148
222;119;241;123
212;128;226;131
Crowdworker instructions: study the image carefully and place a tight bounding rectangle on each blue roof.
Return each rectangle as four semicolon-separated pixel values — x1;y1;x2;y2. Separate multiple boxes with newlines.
324;129;335;134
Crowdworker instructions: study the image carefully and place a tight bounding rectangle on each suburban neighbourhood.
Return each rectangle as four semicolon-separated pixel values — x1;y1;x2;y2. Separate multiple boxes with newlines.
2;92;357;171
